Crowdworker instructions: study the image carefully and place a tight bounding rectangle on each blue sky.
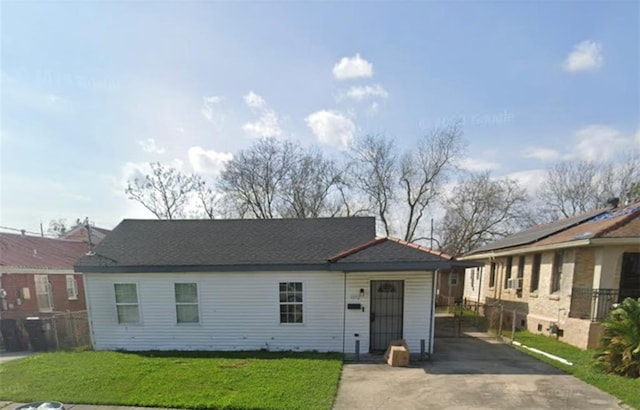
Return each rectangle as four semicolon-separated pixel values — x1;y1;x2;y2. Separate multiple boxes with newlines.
1;1;638;232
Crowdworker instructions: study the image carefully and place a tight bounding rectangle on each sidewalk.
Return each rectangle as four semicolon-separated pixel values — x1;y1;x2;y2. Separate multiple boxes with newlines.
0;403;177;410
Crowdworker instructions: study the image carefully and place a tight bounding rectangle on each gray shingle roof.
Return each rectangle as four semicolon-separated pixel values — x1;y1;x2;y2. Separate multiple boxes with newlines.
76;218;375;269
75;218;473;273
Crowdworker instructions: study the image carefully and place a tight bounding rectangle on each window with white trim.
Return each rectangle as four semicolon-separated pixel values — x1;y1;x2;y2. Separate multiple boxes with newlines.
34;275;53;312
279;282;303;323
114;283;139;324
66;275;78;300
175;283;199;324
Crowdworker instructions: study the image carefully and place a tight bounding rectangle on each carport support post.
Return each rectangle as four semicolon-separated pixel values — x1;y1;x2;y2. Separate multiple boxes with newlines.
355;340;360;362
511;309;517;341
497;305;504;340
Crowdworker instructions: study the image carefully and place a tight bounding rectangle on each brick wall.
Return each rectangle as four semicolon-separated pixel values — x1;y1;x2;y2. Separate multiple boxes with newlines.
0;272;86;319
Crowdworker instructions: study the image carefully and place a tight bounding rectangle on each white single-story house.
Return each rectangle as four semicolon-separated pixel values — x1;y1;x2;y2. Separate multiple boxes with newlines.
74;217;472;356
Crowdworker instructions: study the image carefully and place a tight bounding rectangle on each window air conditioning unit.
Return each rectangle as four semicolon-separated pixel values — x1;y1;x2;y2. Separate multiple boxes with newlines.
507;278;523;290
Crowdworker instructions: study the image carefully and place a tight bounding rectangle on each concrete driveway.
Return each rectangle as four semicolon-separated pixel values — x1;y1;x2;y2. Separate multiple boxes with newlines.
0;351;33;364
333;335;624;410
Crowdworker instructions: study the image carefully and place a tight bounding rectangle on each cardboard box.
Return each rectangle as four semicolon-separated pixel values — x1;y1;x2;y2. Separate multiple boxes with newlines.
384;339;410;367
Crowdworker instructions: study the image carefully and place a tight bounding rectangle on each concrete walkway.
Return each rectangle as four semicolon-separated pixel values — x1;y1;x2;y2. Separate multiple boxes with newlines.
333;335;625;410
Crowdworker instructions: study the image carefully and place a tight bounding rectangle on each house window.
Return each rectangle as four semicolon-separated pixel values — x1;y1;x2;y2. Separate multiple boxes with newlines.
517;256;525;279
279;282;303;323
175;283;199;324
504;256;513;289
114;283;139;324
450;272;459;286
531;254;541;292
489;263;496;288
551;250;564;294
66;275;78;300
34;275;53;312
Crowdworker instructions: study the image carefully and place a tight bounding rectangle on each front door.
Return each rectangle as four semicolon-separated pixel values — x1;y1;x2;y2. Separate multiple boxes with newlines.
370;280;404;351
619;252;640;302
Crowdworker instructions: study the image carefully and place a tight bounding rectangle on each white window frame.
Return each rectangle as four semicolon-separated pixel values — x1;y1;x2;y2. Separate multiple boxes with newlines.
66;274;78;300
114;283;140;324
174;282;200;324
34;275;53;312
279;282;304;324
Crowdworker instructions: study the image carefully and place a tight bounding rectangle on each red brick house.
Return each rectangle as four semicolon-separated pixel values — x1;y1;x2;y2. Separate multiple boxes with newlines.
0;231;107;350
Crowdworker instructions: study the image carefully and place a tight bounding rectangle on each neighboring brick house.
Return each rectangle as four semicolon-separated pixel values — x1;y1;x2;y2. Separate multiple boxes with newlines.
460;201;640;349
0;232;107;350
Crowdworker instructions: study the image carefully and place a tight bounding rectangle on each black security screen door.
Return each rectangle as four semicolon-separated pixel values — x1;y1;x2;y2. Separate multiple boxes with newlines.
370;280;404;352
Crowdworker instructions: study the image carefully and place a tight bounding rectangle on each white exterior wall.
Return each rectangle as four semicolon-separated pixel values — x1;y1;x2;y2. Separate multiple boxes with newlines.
462;266;485;303
85;271;345;352
344;271;434;355
85;270;435;354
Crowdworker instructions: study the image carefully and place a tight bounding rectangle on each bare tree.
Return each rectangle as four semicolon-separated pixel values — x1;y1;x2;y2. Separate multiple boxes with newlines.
439;172;530;256
125;162;199;219
280;147;344;218
218;138;296;219
538;153;640;221
399;124;463;241
48;219;68;237
194;176;221;219
348;134;397;235
538;160;601;219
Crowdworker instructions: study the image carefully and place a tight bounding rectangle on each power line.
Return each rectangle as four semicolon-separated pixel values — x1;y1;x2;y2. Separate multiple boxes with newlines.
0;225;56;237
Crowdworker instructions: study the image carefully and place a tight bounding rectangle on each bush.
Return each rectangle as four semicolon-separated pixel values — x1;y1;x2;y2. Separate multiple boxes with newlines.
594;297;640;378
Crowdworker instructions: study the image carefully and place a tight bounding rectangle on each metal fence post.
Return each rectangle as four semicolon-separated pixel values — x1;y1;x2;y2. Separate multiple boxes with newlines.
420;339;425;360
511;309;517;341
355;340;360;362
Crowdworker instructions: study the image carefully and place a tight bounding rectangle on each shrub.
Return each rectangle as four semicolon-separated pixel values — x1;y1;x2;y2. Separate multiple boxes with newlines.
594;297;640;378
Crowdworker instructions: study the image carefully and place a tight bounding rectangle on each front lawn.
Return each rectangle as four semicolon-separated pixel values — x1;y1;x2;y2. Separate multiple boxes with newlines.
510;331;640;409
0;350;343;410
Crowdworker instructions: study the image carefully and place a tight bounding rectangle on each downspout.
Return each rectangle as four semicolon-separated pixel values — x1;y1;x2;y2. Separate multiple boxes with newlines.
342;270;347;358
428;269;437;356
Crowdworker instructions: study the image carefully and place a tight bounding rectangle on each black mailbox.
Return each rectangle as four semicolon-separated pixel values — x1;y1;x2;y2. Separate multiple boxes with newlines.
347;303;362;310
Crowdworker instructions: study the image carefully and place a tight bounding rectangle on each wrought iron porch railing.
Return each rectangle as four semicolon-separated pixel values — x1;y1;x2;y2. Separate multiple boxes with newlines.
568;288;640;322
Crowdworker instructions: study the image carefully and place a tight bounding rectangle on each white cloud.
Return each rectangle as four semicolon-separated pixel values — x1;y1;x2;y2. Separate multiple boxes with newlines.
458;158;501;172
201;95;223;122
332;53;374;80
188;146;233;174
522;147;560;161
505;169;547;194
563;40;603;72
138;138;166;154
368;102;379;115
242;91;283;138
570;124;627;161
243;91;266;109
342;84;389;100
305;110;356;149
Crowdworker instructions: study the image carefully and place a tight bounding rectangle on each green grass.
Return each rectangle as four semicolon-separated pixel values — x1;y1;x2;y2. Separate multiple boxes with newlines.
510;331;640;409
0;350;343;410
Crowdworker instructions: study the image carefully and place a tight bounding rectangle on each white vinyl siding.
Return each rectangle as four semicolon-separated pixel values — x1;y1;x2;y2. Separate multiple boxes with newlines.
85;270;434;354
175;283;199;324
344;271;434;355
86;272;345;352
66;275;78;300
34;275;53;312
114;283;140;324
